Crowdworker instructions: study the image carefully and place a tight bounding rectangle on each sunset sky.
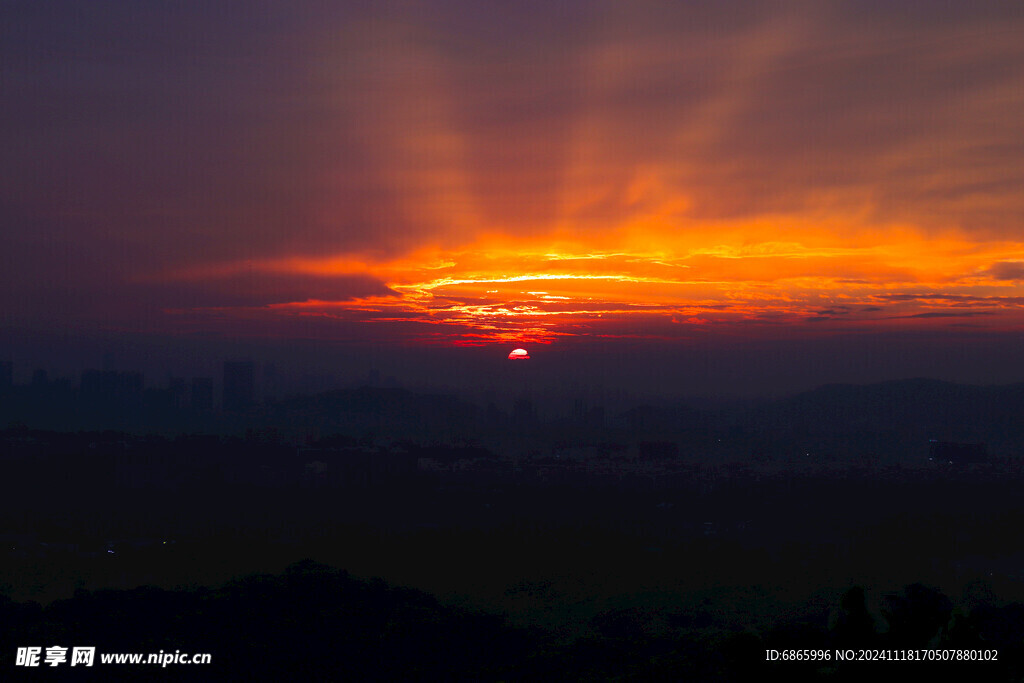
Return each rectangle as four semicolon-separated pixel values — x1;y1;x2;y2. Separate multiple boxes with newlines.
3;1;1024;394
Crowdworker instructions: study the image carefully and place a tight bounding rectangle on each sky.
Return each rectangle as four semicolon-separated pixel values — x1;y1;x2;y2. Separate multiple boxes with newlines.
3;1;1024;396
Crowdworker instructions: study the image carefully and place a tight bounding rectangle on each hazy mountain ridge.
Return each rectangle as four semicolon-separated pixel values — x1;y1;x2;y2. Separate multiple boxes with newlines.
720;378;1024;463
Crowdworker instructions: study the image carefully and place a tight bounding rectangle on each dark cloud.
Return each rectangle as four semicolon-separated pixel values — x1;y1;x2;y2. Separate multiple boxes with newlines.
876;293;1024;307
879;293;984;302
0;242;395;329
889;310;997;319
139;274;397;309
985;261;1024;281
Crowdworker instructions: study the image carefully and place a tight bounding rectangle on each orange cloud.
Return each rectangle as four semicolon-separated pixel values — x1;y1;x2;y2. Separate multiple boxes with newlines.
159;211;1024;344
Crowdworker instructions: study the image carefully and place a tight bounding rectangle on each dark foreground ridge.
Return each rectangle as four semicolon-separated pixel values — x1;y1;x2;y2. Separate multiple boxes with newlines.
3;561;1024;680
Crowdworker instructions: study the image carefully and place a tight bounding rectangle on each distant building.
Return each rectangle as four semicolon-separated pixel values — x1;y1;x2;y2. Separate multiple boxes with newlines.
928;441;988;466
81;370;143;398
191;377;213;412
168;377;187;409
81;370;118;397
123;371;143;393
572;397;605;428
512;397;536;428
263;362;279;402
223;361;255;411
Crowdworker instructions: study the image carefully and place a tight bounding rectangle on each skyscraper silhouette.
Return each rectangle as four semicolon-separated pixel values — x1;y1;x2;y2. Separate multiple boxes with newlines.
223;361;255;411
191;377;214;412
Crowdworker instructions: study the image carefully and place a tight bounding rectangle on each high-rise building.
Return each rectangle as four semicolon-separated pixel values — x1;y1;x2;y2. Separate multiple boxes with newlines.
223;361;255;411
81;370;119;398
191;377;214;412
123;371;143;393
512;397;536;428
0;361;12;390
168;377;187;409
81;370;142;398
263;362;279;402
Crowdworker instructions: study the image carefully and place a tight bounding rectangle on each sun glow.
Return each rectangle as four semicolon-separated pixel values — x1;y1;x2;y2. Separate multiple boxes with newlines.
163;215;1024;345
